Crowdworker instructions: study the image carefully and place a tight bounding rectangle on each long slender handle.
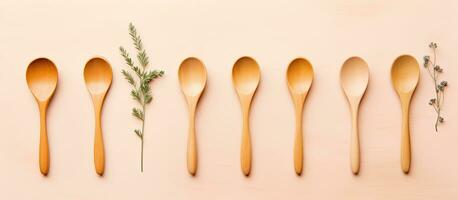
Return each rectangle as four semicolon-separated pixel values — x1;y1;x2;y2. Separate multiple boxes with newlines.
401;99;411;173
38;102;49;176
293;119;303;175
94;100;105;176
187;98;198;176
293;96;304;175
350;106;360;174
241;97;252;176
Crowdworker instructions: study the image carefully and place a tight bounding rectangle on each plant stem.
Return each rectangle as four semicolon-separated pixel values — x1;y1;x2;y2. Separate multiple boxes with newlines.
141;137;144;172
140;101;146;172
430;47;443;132
435;109;440;132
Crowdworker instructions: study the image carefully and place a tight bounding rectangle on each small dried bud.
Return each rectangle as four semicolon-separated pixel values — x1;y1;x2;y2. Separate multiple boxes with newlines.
438;85;444;91
440;81;448;87
424;55;430;61
429;98;436;105
439;117;444;123
434;66;443;72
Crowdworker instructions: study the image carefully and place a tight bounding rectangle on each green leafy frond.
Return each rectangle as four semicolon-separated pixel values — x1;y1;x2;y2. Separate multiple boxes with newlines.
120;22;166;172
144;94;153;104
132;107;144;121
128;23;149;68
121;70;136;87
134;129;143;138
132;66;143;78
137;50;149;68
130;89;142;103
119;46;134;67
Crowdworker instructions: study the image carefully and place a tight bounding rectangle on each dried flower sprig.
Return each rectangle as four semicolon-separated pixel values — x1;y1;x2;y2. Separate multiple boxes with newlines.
120;23;165;172
423;42;447;132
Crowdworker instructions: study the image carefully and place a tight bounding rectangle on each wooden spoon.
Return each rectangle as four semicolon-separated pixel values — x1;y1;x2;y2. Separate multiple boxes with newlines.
178;57;207;176
391;55;419;174
232;56;261;176
26;58;58;176
84;57;113;176
286;58;314;175
340;57;369;175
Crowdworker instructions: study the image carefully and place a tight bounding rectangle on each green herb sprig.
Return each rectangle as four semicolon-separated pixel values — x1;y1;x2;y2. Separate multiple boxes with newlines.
120;23;164;172
423;42;447;132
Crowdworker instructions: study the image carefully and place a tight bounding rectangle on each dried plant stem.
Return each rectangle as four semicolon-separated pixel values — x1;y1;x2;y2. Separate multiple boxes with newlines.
424;42;447;132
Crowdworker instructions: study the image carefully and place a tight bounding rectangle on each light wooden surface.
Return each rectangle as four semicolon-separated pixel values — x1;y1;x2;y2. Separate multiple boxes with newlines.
1;0;458;199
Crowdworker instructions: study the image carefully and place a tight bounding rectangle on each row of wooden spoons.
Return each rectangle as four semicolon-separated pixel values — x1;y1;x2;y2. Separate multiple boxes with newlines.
26;57;112;176
26;55;419;176
182;55;419;176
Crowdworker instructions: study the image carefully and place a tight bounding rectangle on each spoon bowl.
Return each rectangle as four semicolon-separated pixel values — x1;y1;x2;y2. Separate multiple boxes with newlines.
26;58;58;176
84;58;113;95
391;55;420;94
287;58;314;94
178;57;207;176
26;58;58;101
84;57;112;176
179;57;207;96
232;57;261;95
341;57;369;97
340;56;369;175
232;56;260;176
286;58;314;175
391;55;419;174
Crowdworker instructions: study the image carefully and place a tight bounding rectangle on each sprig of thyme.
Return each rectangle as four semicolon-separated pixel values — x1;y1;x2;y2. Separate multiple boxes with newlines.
423;42;447;132
120;23;164;172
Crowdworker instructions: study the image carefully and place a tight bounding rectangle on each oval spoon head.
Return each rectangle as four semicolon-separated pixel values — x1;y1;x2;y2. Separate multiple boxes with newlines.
84;58;113;95
391;55;420;94
286;58;314;95
26;58;58;101
340;57;369;100
178;57;207;97
232;57;261;95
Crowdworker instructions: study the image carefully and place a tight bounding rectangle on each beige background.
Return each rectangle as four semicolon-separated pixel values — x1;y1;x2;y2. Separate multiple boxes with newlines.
1;0;457;199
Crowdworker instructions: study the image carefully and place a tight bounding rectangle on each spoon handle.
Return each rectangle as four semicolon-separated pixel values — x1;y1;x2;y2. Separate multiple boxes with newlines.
293;96;304;175
401;98;411;173
38;102;49;175
93;99;105;176
241;97;252;176
350;106;360;174
187;98;198;176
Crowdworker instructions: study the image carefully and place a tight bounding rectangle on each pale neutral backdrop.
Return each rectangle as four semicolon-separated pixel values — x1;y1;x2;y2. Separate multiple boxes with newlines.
0;0;457;199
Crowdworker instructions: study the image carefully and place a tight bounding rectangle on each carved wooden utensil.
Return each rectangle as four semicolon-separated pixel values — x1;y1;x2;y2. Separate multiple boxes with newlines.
26;58;58;176
178;57;207;176
391;55;419;174
286;58;314;175
84;57;112;176
232;56;260;176
340;57;369;175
